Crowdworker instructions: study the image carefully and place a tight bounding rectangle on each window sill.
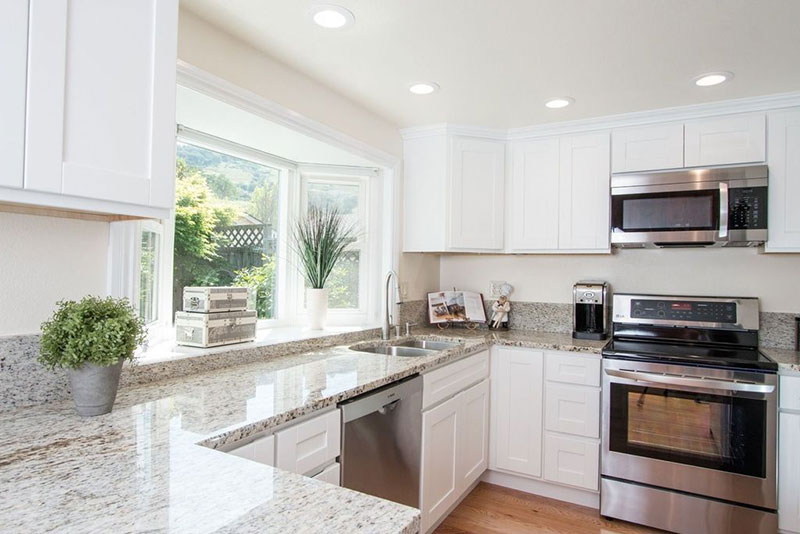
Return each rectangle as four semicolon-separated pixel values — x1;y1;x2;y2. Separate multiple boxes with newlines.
135;324;380;365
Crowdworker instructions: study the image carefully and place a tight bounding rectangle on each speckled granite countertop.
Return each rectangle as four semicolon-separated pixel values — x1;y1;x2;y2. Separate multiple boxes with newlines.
0;329;601;533
762;346;800;373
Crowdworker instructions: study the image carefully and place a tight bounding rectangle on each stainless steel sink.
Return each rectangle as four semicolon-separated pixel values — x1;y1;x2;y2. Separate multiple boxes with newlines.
353;345;435;357
394;339;461;351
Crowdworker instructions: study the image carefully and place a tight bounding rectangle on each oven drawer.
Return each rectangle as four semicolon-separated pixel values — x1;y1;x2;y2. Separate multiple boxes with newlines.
545;383;600;438
545;352;600;386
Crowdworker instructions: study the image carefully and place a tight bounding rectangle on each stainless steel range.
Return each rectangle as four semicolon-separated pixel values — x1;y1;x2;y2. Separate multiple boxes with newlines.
600;294;778;534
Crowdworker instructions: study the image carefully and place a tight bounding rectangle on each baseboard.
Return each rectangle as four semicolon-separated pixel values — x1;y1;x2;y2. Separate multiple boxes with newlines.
481;469;600;509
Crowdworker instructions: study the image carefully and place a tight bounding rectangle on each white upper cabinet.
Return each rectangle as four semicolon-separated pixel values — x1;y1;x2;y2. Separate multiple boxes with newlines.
449;137;505;250
766;108;800;252
403;133;505;252
0;1;29;190
1;0;179;218
558;133;611;251
611;122;684;173
684;112;766;167
508;138;560;251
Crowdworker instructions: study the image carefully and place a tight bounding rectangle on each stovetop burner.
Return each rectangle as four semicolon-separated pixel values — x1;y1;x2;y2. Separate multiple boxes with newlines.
603;339;777;371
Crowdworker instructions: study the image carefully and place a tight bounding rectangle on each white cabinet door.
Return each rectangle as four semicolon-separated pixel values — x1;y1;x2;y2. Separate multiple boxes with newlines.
275;409;341;477
544;384;600;439
421;393;461;533
780;412;800;533
766;108;800;252
449;136;505;250
684;112;766;167
24;0;178;209
311;462;341;486
0;0;29;189
508;138;560;250
228;434;276;466
558;132;611;251
403;134;448;252
457;379;490;489
611;122;684;173
543;433;599;491
491;347;544;477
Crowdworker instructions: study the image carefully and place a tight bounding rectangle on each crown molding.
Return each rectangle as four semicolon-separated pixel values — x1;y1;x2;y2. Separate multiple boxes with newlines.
400;91;800;142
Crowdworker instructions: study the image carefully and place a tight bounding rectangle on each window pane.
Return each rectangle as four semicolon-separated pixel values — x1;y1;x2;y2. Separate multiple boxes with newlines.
305;180;361;310
139;230;159;324
174;142;280;319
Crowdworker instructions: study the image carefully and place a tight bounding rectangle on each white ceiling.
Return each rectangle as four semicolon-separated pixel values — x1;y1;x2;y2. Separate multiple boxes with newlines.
181;0;800;129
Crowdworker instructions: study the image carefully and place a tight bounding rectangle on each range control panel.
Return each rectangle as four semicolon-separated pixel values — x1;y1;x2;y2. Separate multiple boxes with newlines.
729;186;767;230
630;299;737;324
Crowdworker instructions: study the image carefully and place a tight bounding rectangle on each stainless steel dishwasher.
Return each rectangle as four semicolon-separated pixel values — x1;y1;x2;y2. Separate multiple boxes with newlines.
339;375;422;508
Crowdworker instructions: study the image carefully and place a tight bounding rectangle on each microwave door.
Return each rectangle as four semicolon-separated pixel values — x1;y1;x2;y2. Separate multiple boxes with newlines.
611;182;725;247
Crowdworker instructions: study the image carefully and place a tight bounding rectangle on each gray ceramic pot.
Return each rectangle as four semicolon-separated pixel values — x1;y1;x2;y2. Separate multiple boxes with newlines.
66;360;124;417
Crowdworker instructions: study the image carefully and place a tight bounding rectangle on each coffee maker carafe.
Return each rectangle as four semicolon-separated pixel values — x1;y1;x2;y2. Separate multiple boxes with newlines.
572;281;609;340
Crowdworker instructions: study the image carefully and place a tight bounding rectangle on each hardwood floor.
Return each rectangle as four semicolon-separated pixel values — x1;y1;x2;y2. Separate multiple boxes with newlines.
435;482;666;534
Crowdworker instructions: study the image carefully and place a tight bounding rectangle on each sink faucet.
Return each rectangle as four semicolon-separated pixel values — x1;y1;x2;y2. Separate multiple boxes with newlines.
382;270;401;340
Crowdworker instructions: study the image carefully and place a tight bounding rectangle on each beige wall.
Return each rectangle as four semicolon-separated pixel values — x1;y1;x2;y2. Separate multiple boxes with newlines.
0;213;109;335
178;9;402;159
440;248;800;313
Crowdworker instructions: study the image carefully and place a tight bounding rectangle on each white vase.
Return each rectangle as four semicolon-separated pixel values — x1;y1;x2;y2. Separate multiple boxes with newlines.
307;287;329;330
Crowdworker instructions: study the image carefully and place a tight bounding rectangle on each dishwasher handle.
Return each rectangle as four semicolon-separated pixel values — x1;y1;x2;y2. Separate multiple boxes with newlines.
340;375;422;423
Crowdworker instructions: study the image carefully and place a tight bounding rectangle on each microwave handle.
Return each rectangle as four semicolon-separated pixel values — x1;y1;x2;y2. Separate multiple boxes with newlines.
719;182;729;238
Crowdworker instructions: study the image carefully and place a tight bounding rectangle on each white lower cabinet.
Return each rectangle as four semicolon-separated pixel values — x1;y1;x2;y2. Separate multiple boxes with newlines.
275;409;341;477
543;434;599;491
421;353;490;533
779;376;800;533
491;346;544;477
490;347;601;497
228;434;276;466
311;462;341;486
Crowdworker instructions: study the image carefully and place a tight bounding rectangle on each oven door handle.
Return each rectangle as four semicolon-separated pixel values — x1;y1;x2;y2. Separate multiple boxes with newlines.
604;368;775;394
719;182;729;239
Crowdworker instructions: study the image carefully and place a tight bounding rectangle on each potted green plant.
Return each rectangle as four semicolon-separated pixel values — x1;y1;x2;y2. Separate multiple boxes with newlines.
292;205;356;329
38;296;146;416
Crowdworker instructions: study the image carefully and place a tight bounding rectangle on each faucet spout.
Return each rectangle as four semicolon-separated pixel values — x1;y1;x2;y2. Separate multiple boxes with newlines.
382;270;400;340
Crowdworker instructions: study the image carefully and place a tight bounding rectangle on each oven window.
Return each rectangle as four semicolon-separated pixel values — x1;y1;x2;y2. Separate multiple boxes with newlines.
609;383;766;477
612;190;719;232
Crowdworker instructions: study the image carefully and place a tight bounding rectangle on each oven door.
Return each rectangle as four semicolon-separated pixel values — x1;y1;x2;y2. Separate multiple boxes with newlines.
601;358;777;509
610;181;728;247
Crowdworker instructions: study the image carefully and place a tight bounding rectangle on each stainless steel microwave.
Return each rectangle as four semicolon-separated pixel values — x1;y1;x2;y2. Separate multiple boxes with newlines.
610;165;768;248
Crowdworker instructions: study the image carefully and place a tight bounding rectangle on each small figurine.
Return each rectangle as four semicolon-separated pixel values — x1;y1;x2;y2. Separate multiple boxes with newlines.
489;295;511;330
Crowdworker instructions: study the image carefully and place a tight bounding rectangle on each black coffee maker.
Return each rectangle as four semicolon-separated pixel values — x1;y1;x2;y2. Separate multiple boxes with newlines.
572;281;610;340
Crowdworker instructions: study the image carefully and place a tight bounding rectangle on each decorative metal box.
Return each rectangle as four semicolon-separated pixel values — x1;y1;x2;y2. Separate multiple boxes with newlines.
175;310;257;348
182;286;249;313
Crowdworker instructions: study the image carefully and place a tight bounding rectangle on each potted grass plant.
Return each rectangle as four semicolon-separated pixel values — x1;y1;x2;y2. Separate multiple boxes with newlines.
38;296;146;416
293;205;356;329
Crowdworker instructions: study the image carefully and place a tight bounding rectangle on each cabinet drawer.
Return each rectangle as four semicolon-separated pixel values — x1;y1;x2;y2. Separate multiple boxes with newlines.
545;384;600;438
545;352;600;386
781;375;800;412
228;434;275;466
543;433;599;491
423;350;489;410
311;462;341;486
275;409;341;476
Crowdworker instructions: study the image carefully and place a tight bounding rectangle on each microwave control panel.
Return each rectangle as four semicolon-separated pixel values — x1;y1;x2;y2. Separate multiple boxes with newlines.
631;299;737;324
729;186;767;230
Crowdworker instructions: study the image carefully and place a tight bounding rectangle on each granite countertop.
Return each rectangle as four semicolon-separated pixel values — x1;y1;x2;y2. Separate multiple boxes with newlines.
0;329;602;533
762;346;800;373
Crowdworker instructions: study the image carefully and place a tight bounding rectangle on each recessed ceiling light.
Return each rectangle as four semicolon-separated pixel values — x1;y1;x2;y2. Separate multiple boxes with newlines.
408;82;440;95
693;71;734;87
308;4;354;29
544;97;574;109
